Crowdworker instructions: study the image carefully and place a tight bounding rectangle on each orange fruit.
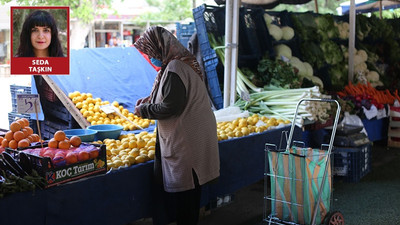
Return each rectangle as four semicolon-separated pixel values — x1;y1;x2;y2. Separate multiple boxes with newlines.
26;135;34;143
31;134;40;142
13;131;25;142
24;127;33;136
58;140;70;150
5;131;14;141
65;152;78;164
0;136;3;143
48;138;58;148
1;139;9;148
9;121;22;132
70;136;82;147
54;131;66;142
17;119;26;128
77;151;90;161
8;140;17;149
20;118;30;127
22;128;30;138
18;139;29;148
89;150;99;159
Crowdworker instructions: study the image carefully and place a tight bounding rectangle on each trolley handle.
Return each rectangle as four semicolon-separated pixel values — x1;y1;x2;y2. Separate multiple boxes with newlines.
285;98;341;156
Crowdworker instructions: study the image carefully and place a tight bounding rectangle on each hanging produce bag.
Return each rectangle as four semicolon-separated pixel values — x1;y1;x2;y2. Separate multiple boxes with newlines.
268;146;331;224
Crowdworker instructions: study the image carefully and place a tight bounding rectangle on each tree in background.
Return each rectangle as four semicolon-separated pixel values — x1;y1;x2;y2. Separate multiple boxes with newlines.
134;0;193;26
0;0;116;49
272;0;347;14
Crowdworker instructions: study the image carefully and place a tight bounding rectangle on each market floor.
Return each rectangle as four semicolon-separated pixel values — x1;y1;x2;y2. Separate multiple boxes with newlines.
128;142;400;225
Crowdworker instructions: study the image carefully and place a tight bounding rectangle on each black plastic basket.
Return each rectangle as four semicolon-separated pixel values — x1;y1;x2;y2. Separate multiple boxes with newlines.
333;143;372;183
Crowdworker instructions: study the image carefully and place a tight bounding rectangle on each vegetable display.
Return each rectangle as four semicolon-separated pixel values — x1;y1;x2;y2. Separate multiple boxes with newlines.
337;81;400;111
235;86;332;127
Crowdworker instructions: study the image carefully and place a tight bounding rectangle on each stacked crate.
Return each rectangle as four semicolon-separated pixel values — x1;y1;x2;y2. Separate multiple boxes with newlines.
8;85;32;126
176;22;196;49
388;106;400;148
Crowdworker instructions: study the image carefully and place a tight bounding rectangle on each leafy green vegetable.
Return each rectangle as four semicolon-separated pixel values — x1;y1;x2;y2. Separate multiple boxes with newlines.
314;14;339;40
320;40;343;65
256;57;301;89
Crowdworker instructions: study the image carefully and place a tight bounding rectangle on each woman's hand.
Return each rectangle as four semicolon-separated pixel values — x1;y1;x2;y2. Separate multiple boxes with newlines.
136;96;150;106
134;105;141;117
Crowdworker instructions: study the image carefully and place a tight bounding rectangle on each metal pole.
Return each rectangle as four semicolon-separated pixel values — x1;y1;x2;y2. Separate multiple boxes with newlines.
224;0;233;108
229;0;240;106
348;0;356;82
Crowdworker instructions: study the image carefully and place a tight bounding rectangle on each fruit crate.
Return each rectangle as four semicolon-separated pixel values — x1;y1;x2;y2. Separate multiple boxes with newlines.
8;112;32;127
41;98;74;123
176;22;196;48
333;143;372;182
10;84;31;113
5;144;107;188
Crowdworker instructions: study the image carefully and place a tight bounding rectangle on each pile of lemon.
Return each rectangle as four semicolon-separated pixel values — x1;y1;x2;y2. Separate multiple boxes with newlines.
216;114;291;141
68;91;155;131
94;131;156;170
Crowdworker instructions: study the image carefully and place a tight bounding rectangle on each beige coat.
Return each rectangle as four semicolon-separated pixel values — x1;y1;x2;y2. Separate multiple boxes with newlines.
155;59;220;192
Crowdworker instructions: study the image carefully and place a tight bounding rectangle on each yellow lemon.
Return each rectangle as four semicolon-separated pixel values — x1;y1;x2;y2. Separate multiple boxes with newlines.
135;155;146;164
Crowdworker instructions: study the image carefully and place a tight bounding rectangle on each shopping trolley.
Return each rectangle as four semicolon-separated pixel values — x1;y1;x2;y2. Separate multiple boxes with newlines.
264;98;345;225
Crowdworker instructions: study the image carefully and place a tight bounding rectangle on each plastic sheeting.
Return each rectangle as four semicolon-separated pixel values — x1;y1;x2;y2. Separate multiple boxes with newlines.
31;47;157;120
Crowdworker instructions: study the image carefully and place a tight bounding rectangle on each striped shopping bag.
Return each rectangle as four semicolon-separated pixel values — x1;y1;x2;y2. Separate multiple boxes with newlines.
268;147;331;224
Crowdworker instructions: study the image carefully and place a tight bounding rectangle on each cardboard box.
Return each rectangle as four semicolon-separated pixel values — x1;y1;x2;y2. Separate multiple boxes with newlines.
6;143;107;188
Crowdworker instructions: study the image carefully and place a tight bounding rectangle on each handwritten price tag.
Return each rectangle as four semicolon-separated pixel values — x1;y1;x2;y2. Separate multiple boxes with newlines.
100;104;117;114
17;94;41;114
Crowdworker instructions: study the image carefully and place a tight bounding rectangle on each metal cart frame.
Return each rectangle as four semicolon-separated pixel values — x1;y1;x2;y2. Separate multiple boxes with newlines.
264;98;344;225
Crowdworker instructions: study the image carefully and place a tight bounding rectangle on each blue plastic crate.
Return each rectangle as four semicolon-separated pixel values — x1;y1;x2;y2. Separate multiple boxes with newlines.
193;5;224;109
176;22;196;49
204;53;223;109
10;85;31;113
333;143;372;182
8;112;32;126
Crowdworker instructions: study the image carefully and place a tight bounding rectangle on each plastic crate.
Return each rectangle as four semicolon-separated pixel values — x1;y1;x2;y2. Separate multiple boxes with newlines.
204;54;223;109
10;85;31;113
42;79;58;102
333;143;372;182
176;22;196;48
41;116;80;140
193;5;225;109
8;112;31;126
41;99;73;123
193;4;267;109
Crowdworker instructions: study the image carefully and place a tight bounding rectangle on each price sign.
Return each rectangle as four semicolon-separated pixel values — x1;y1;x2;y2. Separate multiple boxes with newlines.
100;104;117;114
17;94;41;114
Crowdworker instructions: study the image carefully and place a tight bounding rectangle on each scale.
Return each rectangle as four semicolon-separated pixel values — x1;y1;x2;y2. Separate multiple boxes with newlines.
325;124;370;147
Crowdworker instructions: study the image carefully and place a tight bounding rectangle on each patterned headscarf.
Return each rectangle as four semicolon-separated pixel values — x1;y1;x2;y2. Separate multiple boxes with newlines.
134;26;203;103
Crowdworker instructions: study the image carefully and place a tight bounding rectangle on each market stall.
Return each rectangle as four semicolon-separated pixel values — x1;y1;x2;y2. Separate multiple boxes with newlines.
0;45;304;224
0;125;301;225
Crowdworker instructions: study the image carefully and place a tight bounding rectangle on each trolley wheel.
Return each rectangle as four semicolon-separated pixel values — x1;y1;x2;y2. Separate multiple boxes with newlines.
324;211;345;225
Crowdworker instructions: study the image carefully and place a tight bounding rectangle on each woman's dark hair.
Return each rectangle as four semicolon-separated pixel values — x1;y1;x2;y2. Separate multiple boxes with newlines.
15;10;64;57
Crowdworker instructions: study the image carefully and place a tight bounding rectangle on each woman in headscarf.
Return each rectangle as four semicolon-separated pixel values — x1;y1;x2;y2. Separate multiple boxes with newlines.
134;26;220;225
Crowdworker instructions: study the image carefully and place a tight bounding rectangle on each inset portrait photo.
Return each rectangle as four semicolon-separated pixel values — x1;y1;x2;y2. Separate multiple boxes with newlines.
11;6;70;75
